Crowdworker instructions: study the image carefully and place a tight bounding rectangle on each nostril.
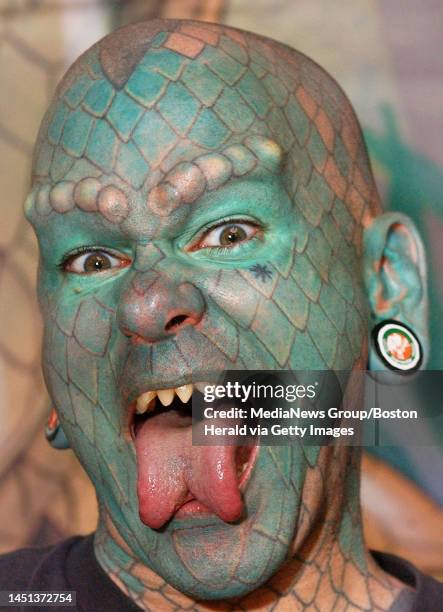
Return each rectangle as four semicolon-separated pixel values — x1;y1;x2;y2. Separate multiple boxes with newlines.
165;314;189;332
121;326;134;338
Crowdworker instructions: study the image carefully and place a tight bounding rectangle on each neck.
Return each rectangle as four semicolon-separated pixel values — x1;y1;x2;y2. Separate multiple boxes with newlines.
94;447;408;611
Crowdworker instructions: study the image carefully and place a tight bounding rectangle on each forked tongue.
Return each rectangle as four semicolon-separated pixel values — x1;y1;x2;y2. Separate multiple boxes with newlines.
135;410;243;529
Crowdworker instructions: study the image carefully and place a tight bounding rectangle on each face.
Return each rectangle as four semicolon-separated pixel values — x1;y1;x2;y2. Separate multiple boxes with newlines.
27;21;372;599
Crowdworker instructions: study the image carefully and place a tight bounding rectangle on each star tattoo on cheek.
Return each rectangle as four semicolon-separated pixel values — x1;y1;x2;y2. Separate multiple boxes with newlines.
249;263;273;282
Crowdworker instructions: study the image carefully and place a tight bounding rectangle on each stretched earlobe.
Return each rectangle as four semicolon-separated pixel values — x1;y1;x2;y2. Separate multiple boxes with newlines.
45;408;70;450
363;212;428;372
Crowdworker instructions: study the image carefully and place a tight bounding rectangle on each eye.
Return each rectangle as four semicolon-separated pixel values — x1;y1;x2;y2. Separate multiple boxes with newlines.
189;221;261;251
63;250;130;274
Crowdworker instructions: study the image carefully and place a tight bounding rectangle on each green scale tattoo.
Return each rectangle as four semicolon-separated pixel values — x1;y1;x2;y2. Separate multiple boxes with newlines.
26;18;428;611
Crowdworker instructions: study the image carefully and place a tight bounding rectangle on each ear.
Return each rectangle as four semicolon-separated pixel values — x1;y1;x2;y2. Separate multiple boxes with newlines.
363;212;428;370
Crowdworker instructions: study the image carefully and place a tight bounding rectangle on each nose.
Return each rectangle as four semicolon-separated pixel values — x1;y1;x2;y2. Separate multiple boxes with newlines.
118;272;206;344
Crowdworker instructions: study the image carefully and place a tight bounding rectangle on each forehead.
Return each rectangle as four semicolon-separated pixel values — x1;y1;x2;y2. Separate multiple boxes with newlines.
33;23;286;182
29;21;374;250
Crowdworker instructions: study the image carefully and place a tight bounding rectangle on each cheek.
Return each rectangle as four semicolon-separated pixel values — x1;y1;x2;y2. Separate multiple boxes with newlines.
206;268;263;330
42;282;120;428
297;244;367;371
42;293;133;501
204;264;298;367
204;237;366;371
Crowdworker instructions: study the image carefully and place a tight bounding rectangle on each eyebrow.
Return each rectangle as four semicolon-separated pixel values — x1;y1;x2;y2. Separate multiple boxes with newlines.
27;136;285;228
146;137;284;215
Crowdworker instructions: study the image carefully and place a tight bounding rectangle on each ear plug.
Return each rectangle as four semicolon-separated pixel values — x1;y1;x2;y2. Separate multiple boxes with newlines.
45;408;70;449
372;320;422;372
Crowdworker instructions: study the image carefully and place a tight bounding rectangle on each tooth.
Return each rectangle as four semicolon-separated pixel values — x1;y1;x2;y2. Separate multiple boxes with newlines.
175;384;193;403
136;404;146;415
157;389;175;407
136;391;157;414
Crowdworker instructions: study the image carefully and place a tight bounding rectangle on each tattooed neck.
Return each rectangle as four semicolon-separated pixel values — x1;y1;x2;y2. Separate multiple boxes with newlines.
94;448;408;611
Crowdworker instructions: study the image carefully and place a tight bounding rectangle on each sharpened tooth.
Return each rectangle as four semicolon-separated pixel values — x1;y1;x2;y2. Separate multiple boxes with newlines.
136;391;157;414
175;384;193;403
157;388;175;407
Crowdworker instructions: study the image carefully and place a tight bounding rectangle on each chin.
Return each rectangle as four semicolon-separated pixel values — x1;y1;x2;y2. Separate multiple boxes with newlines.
109;445;304;601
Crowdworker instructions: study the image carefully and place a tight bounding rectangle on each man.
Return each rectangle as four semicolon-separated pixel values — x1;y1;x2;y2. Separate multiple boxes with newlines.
1;18;441;611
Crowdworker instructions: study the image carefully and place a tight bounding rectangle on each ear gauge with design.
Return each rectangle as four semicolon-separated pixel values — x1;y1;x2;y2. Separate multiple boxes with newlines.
372;320;422;373
45;408;70;449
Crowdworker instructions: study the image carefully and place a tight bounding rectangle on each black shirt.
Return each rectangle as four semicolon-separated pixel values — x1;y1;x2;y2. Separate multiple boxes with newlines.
0;535;441;611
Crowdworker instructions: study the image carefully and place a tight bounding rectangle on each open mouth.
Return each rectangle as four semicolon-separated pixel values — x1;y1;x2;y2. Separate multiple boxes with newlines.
129;383;258;529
